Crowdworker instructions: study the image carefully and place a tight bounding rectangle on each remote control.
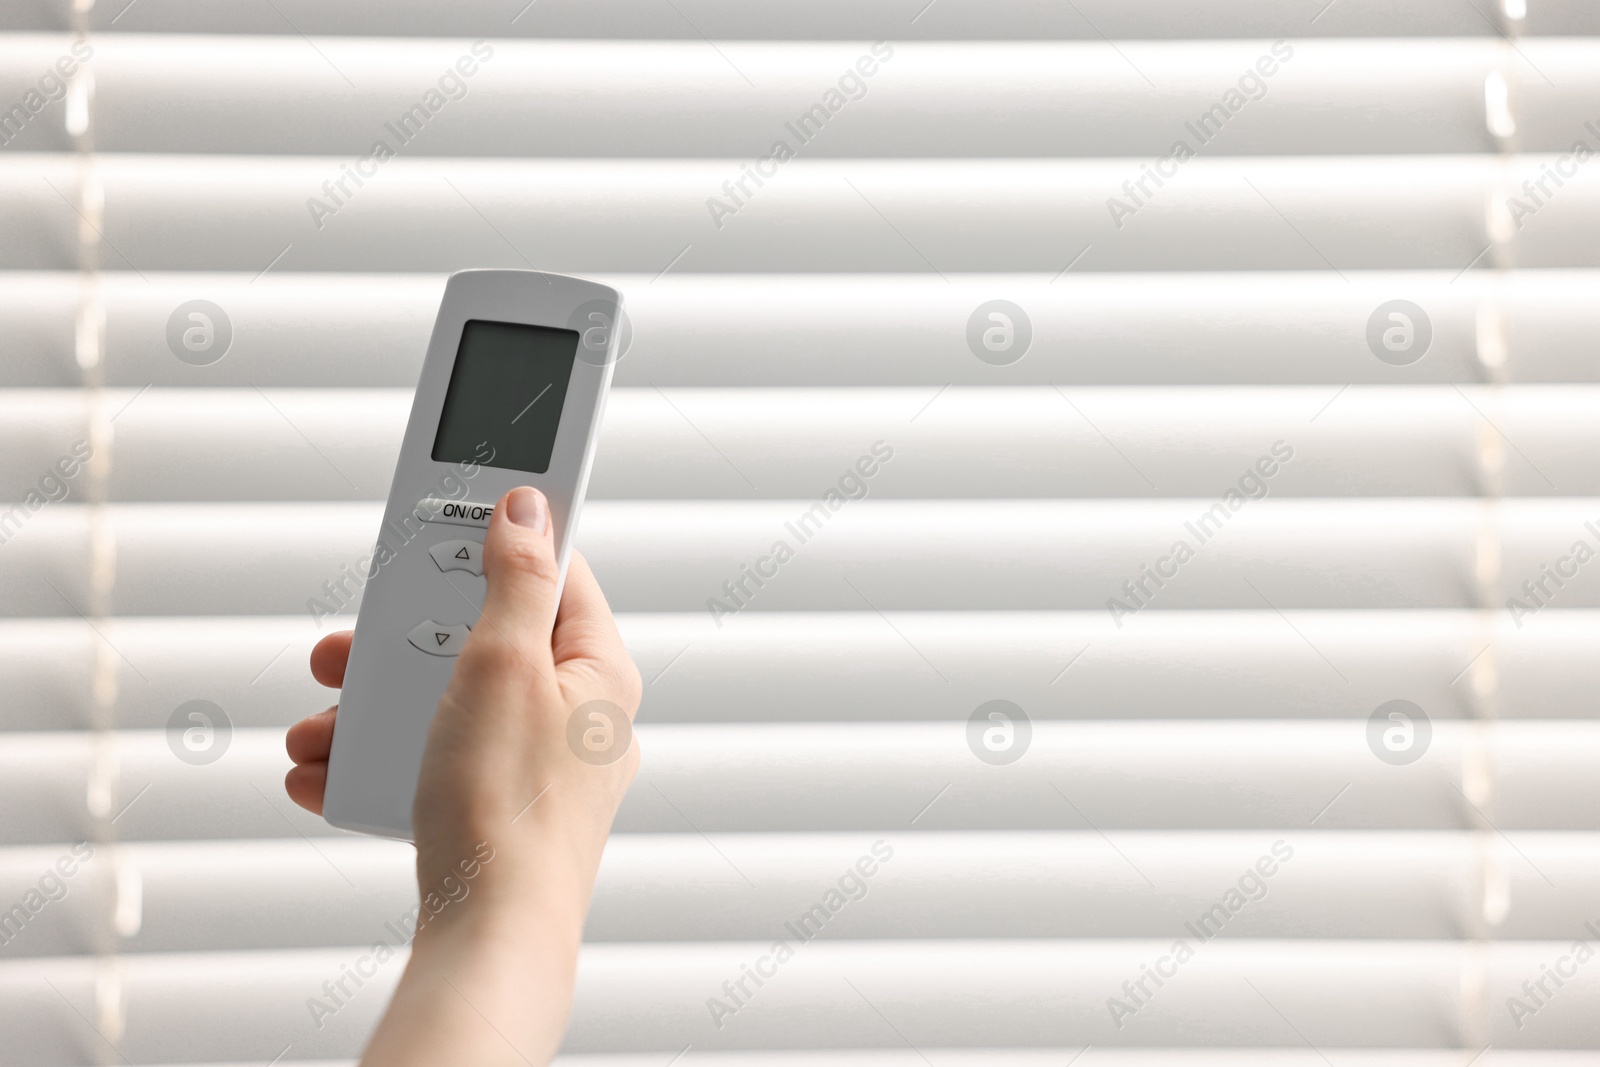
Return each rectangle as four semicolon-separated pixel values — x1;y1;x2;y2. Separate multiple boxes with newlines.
323;269;622;840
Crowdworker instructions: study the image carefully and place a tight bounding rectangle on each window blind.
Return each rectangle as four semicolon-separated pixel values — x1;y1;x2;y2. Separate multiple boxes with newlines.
4;1;1600;1064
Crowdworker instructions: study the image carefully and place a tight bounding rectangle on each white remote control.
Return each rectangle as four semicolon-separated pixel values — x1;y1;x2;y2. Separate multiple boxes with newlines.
323;269;622;840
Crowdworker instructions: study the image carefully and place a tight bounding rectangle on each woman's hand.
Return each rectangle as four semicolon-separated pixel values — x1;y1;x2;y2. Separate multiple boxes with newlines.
285;486;641;1066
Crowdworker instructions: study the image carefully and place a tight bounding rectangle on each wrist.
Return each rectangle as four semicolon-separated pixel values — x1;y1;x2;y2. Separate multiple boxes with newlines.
412;828;598;953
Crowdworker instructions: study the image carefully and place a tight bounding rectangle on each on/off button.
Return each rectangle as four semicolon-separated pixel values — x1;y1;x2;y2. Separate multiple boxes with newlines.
418;497;494;529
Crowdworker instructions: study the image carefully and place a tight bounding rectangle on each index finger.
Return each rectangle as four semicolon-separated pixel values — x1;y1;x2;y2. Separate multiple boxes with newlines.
310;631;353;688
553;550;637;701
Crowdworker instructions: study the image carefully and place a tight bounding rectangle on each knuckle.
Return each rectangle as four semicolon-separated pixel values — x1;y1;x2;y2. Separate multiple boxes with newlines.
618;660;643;710
594;654;643;710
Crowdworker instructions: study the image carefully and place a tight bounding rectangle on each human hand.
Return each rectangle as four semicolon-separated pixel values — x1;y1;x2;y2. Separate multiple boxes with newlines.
285;486;641;1065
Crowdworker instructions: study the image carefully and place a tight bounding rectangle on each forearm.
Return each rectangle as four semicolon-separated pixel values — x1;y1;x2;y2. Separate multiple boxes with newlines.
360;843;599;1067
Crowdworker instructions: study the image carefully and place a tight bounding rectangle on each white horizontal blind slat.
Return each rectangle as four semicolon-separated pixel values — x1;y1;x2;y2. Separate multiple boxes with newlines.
4;385;1599;501
5;0;1596;39
12;499;1600;615
7;942;1600;1056
3;724;1598;844
7;832;1600;957
1;38;1598;157
8;610;1600;733
11;155;1593;272
7;271;1600;388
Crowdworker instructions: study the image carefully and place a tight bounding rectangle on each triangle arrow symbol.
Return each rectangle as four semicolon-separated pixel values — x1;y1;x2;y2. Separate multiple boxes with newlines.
455;547;470;559
435;632;449;645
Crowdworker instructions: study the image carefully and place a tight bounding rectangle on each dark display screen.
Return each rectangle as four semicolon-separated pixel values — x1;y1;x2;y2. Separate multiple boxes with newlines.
431;319;579;474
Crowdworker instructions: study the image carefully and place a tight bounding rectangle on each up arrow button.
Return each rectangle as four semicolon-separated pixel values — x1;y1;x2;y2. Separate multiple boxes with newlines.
429;539;485;576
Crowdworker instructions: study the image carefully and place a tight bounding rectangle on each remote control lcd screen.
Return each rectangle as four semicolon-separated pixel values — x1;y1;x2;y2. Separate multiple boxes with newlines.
431;319;579;474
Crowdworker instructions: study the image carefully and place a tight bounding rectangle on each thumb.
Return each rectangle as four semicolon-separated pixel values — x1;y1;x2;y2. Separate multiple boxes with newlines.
471;486;561;672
